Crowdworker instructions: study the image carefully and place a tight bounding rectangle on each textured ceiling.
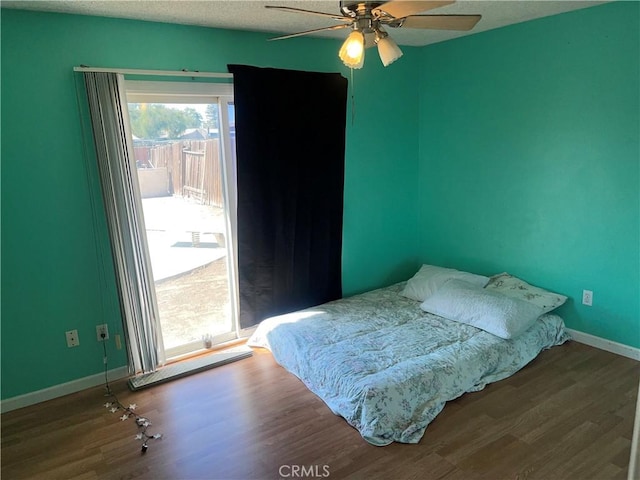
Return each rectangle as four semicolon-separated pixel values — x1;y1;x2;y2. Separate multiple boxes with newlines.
2;0;608;46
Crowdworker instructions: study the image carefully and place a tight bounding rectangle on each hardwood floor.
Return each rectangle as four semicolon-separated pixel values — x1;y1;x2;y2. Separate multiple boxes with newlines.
2;340;638;480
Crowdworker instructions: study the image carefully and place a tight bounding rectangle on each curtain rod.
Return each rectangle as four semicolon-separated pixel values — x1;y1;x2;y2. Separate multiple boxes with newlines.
73;66;233;79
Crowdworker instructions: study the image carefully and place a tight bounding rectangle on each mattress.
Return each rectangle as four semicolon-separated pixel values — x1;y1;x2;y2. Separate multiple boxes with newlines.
248;282;570;446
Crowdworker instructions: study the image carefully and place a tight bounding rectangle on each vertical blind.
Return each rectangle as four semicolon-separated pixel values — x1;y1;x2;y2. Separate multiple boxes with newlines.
83;72;164;374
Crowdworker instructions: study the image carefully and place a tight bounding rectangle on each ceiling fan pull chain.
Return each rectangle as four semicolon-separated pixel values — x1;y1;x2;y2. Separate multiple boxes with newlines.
350;67;356;125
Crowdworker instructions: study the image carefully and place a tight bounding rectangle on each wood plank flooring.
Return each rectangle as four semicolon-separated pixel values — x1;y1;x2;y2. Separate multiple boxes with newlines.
2;340;638;480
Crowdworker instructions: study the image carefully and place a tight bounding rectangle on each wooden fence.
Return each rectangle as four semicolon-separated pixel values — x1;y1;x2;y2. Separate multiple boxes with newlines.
134;140;224;207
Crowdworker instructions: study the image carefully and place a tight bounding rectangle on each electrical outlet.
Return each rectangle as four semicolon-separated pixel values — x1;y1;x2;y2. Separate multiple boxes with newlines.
66;330;80;348
582;289;593;306
96;324;109;341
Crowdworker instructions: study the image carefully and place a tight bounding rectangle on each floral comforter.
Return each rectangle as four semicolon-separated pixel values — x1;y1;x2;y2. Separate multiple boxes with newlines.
247;282;570;446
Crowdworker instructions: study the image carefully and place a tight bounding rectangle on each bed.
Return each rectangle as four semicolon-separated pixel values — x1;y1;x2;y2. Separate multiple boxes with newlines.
247;267;570;446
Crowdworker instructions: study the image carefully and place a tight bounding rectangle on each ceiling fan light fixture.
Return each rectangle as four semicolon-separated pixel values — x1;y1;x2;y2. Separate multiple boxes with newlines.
376;31;403;67
339;30;365;69
267;1;482;69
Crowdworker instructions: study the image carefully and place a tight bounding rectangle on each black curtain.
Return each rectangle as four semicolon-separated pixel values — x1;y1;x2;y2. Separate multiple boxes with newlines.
228;65;347;329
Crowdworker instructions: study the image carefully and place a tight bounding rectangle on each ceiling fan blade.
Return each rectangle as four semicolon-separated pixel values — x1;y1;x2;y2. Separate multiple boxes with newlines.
268;23;352;41
399;14;481;31
265;5;351;22
374;1;455;19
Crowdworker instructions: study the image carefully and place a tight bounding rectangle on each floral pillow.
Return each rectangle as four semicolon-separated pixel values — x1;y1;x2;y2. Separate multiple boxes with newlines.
484;272;567;314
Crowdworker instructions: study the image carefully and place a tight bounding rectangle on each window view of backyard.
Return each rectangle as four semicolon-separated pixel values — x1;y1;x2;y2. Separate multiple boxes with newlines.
128;101;236;354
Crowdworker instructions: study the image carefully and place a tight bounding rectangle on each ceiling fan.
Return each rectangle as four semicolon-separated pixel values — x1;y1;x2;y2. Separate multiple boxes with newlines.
266;1;481;68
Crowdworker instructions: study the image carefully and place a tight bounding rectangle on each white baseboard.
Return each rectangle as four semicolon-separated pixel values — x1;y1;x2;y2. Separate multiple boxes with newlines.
1;366;129;414
566;328;640;361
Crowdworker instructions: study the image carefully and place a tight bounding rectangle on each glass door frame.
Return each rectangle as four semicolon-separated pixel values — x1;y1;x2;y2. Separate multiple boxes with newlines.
125;80;240;359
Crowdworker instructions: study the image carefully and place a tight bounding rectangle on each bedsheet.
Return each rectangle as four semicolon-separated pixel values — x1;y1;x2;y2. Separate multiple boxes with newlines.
248;282;570;445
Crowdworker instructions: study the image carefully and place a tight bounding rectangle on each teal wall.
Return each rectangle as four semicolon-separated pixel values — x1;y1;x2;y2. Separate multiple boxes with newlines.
2;2;638;401
1;9;420;399
418;2;639;347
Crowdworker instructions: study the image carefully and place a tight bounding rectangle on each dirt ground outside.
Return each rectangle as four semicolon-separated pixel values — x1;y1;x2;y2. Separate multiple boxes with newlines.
155;257;231;350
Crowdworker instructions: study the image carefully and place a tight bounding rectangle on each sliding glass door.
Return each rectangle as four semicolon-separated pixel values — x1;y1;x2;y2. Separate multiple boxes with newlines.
125;81;238;359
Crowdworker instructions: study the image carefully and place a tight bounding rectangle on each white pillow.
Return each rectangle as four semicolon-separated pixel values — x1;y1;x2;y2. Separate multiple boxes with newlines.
420;279;545;339
485;272;567;314
401;264;489;302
